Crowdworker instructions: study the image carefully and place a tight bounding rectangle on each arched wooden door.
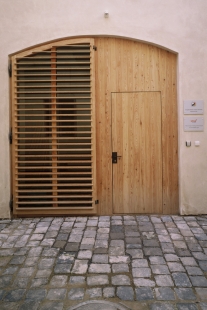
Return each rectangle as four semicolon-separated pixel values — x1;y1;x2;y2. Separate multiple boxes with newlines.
10;37;178;216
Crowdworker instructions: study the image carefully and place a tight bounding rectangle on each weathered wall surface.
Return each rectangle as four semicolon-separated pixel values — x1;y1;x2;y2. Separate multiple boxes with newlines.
0;0;207;217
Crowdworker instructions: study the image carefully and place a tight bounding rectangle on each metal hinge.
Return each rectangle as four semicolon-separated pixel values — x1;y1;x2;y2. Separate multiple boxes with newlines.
9;196;13;212
9;129;12;144
8;61;12;77
95;200;99;204
93;45;97;51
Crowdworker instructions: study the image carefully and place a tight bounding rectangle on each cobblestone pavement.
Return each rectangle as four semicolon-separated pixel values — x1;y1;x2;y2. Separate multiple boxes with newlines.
0;215;207;309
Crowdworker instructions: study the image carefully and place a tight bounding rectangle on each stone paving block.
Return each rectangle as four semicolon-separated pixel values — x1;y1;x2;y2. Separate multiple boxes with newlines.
0;276;12;289
84;231;96;238
176;249;192;257
155;275;174;287
30;234;44;241
30;278;49;288
87;275;109;286
86;287;102;298
155;287;175;300
4;289;26;301
167;262;185;272
98;222;110;228
95;240;108;248
151;264;170;274
94;248;108;254
18;267;35;277
132;259;148;267
161;244;176;254
26;289;47;301
12;278;29;289
72;259;88;274
110;233;125;239
89;263;111;273
125;231;140;237
200;303;207;310
117;286;134;301
175;288;196;300
103;287;115;298
156;229;169;236
149;256;166;264
112;275;130;285
109;247;125;255
68;288;85;300
24;257;39;267
19;300;40;310
196;288;207;300
109;255;130;264
65;243;79;252
185;266;203;275
69;276;85;284
144;248;163;256
110;240;125;247
68;234;82;243
92;254;108;263
135;287;154;301
38;258;55;269
53;241;66;248
46;288;66;300
98;228;110;234
112;263;129;273
134;278;155;287
38;301;63;310
165;254;179;262
41;248;59;257
77;250;92;260
87;220;98;226
190;276;207;287
199;261;207;271
150;302;176;310
132;267;151;278
158;235;171;243
187;243;202;252
193;252;207;260
57;253;75;264
126;249;143;259
176;303;198;310
172;273;192;287
9;256;25;265
50;275;68;287
143;240;160;247
54;264;72;274
28;247;42;257
180;257;197;266
35;269;52;278
40;239;55;247
96;233;109;240
3;266;18;275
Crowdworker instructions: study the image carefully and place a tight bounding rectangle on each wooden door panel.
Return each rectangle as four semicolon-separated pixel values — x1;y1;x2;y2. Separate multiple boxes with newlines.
112;92;162;214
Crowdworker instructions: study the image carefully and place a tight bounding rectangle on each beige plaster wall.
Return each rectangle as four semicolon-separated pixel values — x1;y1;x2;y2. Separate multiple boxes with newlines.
0;0;207;217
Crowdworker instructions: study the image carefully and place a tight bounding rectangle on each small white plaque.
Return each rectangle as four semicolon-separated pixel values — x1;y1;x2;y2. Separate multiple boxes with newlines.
184;100;204;114
184;117;204;131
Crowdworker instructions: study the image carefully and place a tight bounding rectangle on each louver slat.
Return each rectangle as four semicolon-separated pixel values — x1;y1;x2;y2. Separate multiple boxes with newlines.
11;39;96;215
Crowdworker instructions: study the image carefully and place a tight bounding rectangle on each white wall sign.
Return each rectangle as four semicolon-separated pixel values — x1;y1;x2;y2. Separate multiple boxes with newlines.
184;100;204;114
184;117;204;131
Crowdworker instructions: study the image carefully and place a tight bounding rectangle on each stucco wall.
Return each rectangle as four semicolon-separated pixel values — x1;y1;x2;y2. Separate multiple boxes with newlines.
0;0;207;217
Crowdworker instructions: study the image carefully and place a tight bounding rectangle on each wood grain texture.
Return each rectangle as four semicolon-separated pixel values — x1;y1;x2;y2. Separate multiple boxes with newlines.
112;92;162;214
11;36;178;216
95;37;178;215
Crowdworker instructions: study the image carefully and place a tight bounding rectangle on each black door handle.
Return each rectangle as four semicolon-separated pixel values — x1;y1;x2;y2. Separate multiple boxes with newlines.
112;152;122;164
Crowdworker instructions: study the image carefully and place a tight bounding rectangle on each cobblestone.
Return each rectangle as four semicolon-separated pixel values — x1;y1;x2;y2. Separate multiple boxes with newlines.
1;215;207;308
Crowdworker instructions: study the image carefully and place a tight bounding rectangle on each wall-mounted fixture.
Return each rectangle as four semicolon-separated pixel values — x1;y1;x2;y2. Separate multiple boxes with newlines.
104;11;109;18
195;141;200;146
186;141;191;147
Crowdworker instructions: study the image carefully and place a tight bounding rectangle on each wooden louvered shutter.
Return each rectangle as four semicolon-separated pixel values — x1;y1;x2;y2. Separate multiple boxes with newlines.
11;38;97;216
